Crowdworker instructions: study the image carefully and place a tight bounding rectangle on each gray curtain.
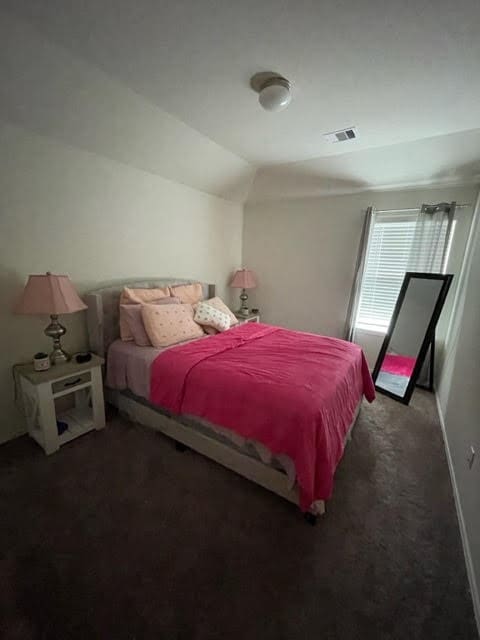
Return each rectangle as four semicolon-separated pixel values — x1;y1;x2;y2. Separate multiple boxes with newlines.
344;206;374;341
409;201;455;386
407;202;456;272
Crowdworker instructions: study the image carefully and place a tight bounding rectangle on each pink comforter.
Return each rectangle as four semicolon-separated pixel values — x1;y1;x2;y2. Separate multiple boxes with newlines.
150;323;375;510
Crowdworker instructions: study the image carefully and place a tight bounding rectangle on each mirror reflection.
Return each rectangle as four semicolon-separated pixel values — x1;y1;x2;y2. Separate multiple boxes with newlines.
373;273;453;404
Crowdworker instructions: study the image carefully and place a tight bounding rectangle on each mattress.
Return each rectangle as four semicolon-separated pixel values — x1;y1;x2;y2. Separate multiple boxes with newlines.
106;339;296;485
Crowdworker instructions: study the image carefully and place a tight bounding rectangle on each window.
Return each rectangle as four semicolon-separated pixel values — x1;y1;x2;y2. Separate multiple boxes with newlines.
354;212;453;333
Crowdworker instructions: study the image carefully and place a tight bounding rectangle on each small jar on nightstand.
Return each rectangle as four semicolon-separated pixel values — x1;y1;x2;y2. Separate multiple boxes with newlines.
234;311;260;324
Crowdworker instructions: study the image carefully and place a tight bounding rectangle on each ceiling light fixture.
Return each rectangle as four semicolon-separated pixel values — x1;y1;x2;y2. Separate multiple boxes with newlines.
250;72;292;112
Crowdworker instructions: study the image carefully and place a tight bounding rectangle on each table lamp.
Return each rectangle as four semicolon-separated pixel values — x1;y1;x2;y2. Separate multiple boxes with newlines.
15;272;87;364
229;268;257;316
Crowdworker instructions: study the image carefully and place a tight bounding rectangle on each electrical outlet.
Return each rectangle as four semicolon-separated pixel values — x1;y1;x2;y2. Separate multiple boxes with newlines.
467;446;476;470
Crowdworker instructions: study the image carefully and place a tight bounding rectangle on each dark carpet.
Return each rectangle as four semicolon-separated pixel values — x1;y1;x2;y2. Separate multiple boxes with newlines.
0;391;477;640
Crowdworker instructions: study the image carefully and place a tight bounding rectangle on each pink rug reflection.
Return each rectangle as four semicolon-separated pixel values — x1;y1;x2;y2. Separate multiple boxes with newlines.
381;354;416;377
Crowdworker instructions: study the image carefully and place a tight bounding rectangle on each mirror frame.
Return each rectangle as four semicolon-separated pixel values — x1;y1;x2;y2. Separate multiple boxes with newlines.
372;272;453;405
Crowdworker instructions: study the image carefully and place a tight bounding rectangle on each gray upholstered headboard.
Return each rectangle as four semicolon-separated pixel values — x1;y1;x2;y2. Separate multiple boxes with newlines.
85;278;215;357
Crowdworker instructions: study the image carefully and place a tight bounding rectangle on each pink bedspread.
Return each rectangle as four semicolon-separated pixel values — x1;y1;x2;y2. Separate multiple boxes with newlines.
150;323;375;510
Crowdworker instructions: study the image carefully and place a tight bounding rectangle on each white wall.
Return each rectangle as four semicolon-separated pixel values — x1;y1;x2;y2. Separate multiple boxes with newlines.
243;185;477;367
437;191;480;627
0;9;247;445
0;122;243;444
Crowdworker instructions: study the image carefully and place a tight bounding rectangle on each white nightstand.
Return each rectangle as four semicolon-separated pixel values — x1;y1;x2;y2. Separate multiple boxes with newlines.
16;354;105;455
234;311;260;324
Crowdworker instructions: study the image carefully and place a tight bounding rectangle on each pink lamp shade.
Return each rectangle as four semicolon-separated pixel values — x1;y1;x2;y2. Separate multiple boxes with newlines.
229;268;258;289
14;273;87;315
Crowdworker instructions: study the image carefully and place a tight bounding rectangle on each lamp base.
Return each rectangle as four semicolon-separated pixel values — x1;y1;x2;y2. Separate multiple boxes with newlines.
238;289;249;316
50;346;70;365
44;315;70;365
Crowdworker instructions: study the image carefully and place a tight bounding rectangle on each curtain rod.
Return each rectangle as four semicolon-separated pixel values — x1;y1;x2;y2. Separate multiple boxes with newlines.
374;203;471;214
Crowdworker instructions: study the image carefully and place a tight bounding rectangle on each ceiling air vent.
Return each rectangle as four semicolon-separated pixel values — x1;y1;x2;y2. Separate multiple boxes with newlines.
324;127;358;143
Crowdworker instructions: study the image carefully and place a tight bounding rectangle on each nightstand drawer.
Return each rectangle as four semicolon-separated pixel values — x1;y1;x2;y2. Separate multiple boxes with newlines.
52;371;91;394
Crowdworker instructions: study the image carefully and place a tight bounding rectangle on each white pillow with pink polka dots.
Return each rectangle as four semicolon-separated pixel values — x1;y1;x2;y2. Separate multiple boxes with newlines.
194;302;231;332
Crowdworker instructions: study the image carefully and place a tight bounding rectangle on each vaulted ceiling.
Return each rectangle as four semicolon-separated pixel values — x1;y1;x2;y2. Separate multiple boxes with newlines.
3;0;480;200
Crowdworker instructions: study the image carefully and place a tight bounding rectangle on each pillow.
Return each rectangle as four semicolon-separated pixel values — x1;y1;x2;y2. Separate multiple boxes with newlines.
141;303;204;348
170;283;204;305
194;302;231;333
203;326;218;336
122;286;170;304
119;287;170;341
120;298;181;346
200;297;238;326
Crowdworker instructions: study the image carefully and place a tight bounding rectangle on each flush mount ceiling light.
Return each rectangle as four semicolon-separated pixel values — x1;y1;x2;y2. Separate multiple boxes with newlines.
250;72;292;112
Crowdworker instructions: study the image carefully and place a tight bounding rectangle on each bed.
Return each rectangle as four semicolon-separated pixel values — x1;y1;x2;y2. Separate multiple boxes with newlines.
86;278;374;522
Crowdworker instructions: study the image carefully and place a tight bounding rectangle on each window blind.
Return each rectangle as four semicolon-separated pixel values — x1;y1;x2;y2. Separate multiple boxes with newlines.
355;212;451;333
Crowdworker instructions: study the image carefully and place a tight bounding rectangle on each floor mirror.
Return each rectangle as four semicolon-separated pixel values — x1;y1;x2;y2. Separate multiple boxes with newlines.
372;272;453;405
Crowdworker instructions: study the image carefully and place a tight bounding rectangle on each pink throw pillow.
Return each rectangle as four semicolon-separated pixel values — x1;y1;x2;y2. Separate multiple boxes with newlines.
170;283;204;305
141;303;205;348
120;298;181;346
119;287;170;341
203;326;218;336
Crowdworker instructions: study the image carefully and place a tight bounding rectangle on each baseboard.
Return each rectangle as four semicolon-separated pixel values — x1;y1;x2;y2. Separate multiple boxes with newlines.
435;393;480;635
